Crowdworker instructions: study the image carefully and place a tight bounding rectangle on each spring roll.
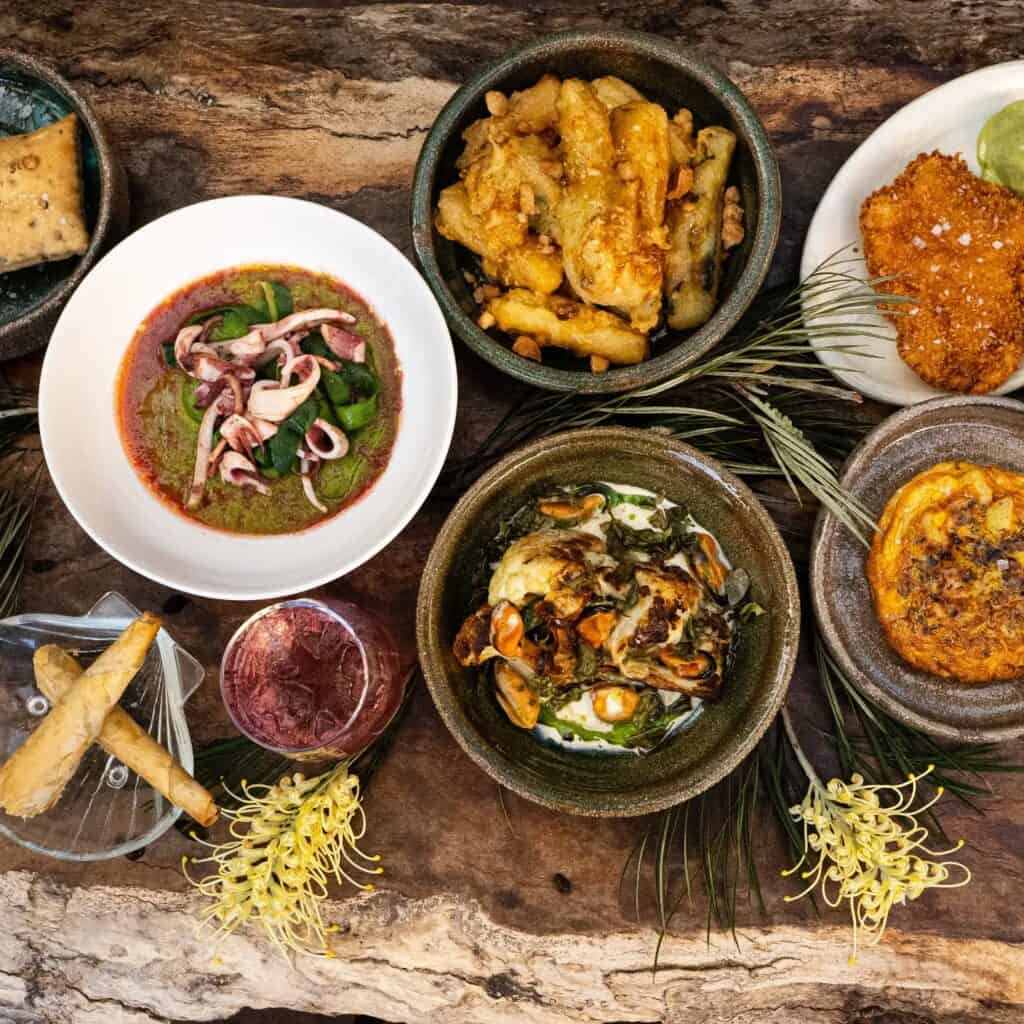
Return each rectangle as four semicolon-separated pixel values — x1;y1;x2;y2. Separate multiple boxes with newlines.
33;646;218;827
0;612;161;818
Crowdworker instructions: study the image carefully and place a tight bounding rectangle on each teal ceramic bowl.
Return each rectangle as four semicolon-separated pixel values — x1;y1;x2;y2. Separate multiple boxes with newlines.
416;427;800;816
0;50;129;360
411;30;781;394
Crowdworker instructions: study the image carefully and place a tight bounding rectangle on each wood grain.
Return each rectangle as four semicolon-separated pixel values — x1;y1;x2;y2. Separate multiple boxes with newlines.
1;1;1023;1022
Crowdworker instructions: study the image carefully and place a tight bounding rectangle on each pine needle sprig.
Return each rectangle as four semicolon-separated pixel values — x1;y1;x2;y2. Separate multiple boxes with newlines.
440;251;900;543
628;625;1023;969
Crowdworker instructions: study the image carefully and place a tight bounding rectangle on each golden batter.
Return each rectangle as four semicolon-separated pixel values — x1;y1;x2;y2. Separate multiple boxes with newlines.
867;461;1024;682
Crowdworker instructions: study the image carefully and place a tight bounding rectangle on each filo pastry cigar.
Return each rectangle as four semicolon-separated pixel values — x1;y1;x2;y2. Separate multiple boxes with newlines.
0;612;161;818
33;645;219;827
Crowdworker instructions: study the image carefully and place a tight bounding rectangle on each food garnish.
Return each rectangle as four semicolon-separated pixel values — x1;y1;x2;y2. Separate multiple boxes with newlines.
867;461;1024;681
0;613;161;818
118;267;399;534
978;100;1024;195
860;152;1024;393
784;761;970;965
0;114;90;274
435;75;743;371
453;482;760;753
184;762;380;960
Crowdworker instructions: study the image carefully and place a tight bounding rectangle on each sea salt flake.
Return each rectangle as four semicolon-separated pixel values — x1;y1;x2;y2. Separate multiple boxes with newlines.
993;240;1004;250
912;235;926;249
958;232;972;245
931;224;943;236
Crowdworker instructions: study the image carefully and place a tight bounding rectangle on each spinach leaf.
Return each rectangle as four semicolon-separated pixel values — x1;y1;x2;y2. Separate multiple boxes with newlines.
180;377;204;425
210;308;259;341
315;392;339;427
266;396;320;475
321;368;352;407
186;304;264;328
162;342;177;368
256;280;293;322
300;332;332;360
340;360;378;399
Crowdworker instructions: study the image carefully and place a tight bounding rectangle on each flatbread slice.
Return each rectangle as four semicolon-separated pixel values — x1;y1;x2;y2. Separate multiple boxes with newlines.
0;113;90;274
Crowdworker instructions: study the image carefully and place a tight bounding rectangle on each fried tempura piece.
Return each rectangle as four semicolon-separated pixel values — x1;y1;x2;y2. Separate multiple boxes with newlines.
611;101;671;233
502;74;561;134
436;183;563;294
591;75;646;109
860;152;1024;393
484;288;648;365
556;79;664;331
664;126;736;330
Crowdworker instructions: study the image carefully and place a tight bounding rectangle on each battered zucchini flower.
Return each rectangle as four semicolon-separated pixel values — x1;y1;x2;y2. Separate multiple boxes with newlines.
782;764;971;964
183;762;381;959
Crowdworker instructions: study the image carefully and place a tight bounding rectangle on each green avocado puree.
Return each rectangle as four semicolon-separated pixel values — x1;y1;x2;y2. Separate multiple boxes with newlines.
978;100;1024;194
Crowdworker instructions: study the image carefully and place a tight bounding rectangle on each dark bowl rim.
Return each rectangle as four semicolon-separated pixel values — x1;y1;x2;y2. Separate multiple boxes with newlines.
0;48;120;353
410;28;782;395
810;393;1024;743
415;425;801;816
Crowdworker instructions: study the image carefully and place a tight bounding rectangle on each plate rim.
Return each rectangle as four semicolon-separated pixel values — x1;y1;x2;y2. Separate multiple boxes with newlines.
39;194;458;601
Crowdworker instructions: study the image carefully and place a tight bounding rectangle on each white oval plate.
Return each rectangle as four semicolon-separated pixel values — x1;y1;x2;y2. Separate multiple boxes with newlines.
40;196;457;600
801;61;1024;406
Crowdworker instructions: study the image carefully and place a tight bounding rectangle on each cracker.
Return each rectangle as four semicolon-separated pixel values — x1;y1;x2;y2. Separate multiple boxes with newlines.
0;113;90;273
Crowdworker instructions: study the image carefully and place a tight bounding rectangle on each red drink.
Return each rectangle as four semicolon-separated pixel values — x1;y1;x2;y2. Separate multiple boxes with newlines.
221;598;402;758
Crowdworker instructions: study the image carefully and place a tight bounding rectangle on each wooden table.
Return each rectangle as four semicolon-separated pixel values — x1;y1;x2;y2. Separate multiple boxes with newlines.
2;3;1024;1022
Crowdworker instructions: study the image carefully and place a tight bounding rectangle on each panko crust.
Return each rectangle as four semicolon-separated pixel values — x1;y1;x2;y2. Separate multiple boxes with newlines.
860;152;1024;393
867;461;1024;682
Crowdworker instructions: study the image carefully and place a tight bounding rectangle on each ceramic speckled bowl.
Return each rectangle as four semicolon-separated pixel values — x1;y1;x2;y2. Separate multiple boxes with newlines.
411;30;781;395
811;396;1024;743
416;427;800;817
0;50;129;360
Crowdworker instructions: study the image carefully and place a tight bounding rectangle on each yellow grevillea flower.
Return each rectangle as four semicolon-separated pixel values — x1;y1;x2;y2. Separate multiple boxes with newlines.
183;762;381;959
782;765;971;963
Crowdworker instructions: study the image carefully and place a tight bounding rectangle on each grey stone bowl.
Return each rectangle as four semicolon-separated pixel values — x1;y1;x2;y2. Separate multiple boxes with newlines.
0;49;130;360
416;427;800;816
410;29;781;394
810;395;1024;743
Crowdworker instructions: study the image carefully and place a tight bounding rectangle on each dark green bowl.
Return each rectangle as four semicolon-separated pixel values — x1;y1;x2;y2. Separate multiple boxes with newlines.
411;29;781;395
416;427;800;816
0;50;129;360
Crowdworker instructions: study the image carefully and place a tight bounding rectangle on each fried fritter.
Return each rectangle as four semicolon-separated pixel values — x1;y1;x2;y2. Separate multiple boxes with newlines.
860;152;1024;393
867;461;1024;682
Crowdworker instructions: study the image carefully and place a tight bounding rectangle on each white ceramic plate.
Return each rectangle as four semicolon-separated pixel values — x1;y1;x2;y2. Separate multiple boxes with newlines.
801;61;1024;406
40;196;457;600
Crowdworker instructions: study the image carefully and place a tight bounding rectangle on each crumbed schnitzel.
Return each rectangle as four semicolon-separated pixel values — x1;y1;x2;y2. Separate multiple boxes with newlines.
860;152;1024;393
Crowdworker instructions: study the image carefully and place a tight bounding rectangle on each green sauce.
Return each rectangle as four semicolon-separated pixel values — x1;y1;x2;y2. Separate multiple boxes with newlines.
978;100;1024;194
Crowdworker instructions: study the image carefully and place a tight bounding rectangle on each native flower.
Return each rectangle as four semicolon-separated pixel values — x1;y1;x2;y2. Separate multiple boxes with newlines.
782;761;971;963
183;762;381;959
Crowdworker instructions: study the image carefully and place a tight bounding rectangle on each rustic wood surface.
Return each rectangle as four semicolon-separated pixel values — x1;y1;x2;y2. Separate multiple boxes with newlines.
2;2;1024;1022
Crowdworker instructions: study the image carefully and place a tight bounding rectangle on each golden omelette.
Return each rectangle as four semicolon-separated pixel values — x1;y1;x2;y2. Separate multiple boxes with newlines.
867;461;1024;682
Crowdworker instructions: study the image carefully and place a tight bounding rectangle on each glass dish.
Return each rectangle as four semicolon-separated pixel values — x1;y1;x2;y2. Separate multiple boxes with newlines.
0;592;203;860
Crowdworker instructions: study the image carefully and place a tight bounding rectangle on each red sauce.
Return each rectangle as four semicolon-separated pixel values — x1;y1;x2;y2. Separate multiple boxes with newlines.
221;600;402;756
